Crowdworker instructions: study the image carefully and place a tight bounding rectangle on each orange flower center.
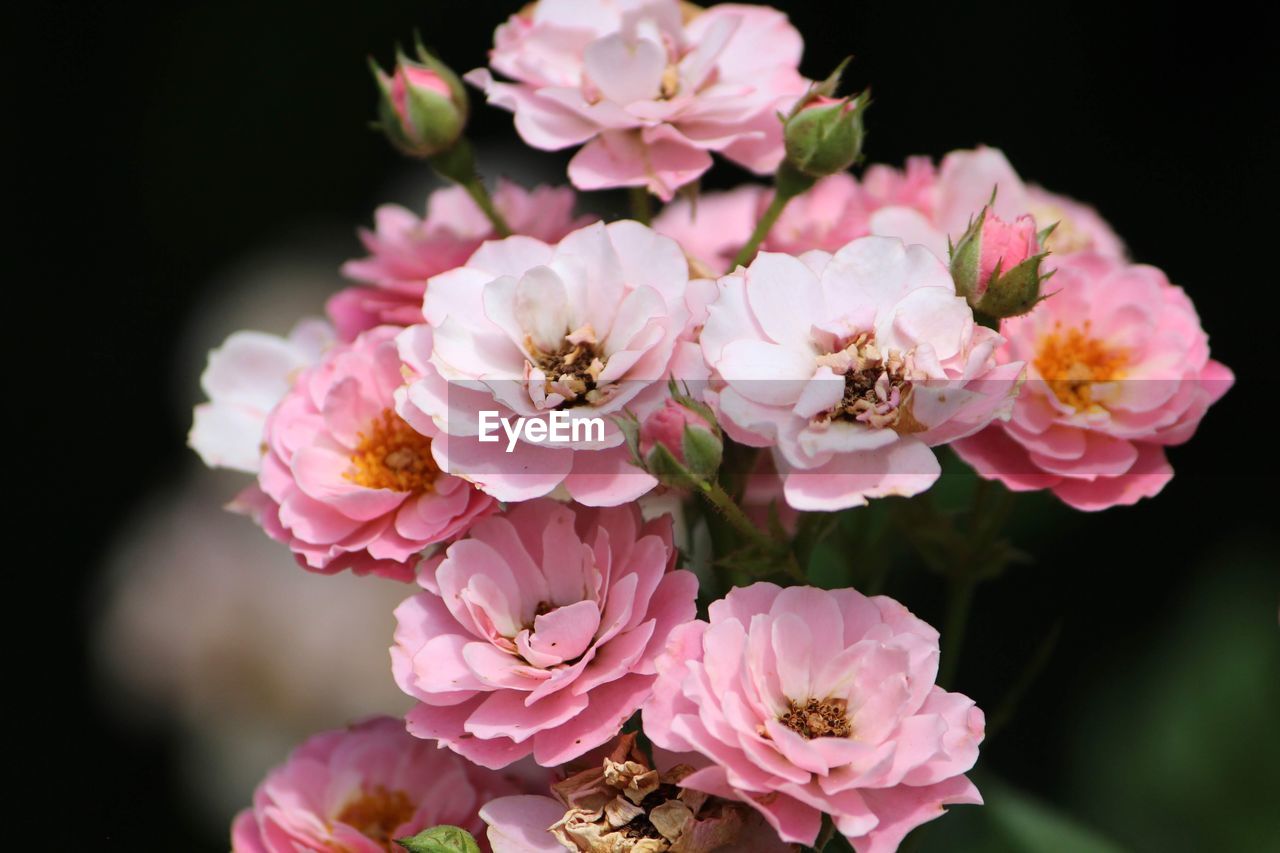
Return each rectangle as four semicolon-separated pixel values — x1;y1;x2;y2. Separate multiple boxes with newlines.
335;786;416;849
345;409;438;492
1034;323;1128;411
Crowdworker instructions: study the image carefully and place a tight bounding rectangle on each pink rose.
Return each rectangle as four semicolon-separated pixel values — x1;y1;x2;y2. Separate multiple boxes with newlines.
656;147;1126;276
467;1;809;200
396;220;708;507
699;236;1023;511
238;326;494;581
869;146;1126;266
231;716;520;853
653;158;936;274
644;583;985;852
391;500;698;768
331;182;592;340
953;252;1233;510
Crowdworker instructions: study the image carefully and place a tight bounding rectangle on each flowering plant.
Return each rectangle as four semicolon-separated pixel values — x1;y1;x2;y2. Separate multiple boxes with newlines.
189;3;1232;851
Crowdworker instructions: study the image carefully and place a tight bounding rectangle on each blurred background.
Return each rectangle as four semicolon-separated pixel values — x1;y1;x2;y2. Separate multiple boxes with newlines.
20;1;1278;849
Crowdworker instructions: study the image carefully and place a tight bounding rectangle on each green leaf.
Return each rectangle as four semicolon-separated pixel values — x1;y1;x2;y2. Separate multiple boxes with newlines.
909;776;1129;853
980;780;1127;852
397;825;482;853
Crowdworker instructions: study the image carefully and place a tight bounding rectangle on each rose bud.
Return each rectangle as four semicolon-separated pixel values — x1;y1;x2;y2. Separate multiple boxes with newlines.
622;394;722;487
644;397;720;470
950;203;1053;319
783;91;869;179
371;44;467;158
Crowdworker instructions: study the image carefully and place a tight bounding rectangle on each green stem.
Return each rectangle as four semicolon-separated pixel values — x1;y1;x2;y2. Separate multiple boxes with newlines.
729;161;815;270
698;480;805;582
729;190;791;270
938;576;976;690
430;139;511;237
628;186;653;225
462;177;512;237
986;619;1063;739
808;814;837;851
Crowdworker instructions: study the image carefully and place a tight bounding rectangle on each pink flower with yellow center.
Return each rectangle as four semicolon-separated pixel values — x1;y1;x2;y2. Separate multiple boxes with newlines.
467;0;809;200
231;716;521;853
238;326;494;581
953;252;1233;509
643;583;985;853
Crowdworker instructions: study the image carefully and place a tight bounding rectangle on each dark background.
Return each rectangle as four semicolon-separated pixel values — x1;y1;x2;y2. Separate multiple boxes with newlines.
19;1;1278;849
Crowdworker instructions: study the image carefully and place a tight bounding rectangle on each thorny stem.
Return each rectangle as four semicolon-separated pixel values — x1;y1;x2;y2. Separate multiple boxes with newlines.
698;479;805;582
628;186;653;225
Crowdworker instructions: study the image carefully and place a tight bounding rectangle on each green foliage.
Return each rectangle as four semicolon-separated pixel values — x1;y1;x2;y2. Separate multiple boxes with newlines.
396;825;482;853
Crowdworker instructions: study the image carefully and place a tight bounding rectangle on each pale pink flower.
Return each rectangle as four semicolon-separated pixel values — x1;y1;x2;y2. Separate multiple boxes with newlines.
467;1;809;200
699;236;1024;510
397;220;707;506
953;252;1233;510
644;583;985;852
868;146;1125;265
231;716;519;853
480;734;792;852
332;182;592;340
239;326;494;581
391;500;698;769
189;319;333;473
654;158;935;274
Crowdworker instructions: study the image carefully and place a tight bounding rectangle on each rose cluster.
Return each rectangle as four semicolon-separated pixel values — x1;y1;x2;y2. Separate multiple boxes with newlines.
188;2;1231;851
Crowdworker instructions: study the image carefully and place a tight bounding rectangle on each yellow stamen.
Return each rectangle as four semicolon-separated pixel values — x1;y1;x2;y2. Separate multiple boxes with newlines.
345;409;438;492
1034;322;1128;411
335;786;415;850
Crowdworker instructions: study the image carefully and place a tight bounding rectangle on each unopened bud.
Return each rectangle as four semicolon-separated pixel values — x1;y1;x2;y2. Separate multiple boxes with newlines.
950;205;1052;319
371;44;467;158
640;398;722;485
783;92;869;179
